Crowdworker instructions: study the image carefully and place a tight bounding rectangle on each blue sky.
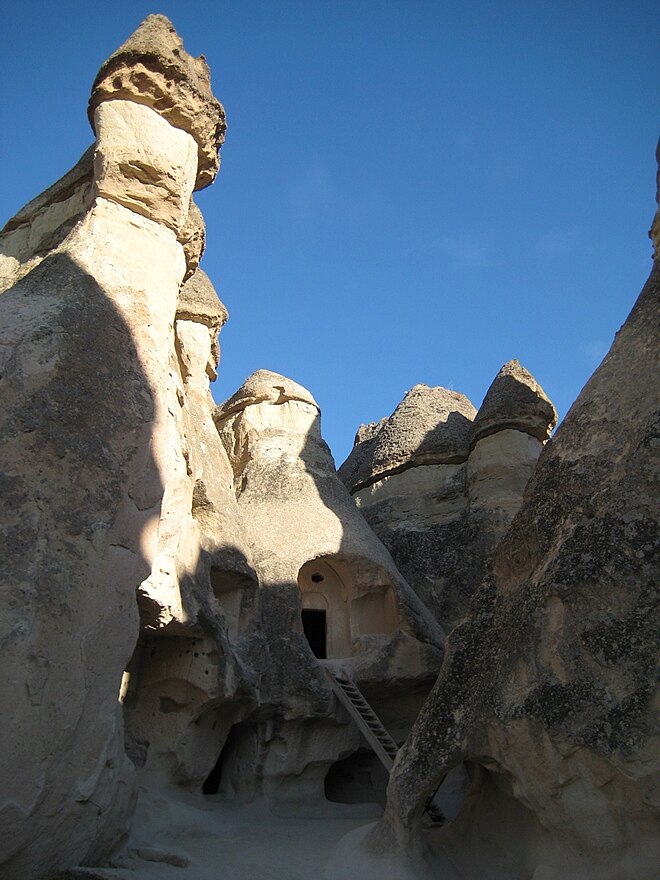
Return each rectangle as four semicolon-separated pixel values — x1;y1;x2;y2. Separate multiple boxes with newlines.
1;1;658;463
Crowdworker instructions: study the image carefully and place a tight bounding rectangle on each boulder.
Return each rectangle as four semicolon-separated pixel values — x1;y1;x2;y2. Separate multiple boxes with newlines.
338;385;476;492
471;358;557;444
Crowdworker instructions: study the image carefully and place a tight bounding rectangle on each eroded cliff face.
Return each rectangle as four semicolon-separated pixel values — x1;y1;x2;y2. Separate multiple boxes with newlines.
121;367;444;817
205;369;443;806
364;169;660;880
339;362;557;631
0;15;234;878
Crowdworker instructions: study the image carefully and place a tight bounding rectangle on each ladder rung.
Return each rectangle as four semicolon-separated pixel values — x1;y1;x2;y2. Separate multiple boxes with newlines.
328;670;398;772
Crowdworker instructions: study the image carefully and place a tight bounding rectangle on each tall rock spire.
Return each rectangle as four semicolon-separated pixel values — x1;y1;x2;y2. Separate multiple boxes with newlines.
0;17;233;878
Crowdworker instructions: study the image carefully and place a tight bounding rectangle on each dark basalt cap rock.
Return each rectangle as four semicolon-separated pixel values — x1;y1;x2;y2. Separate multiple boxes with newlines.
338;385;477;493
176;268;228;329
214;369;320;424
471;359;557;444
88;14;226;190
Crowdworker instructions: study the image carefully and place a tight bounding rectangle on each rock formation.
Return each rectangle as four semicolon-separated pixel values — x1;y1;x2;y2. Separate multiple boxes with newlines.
122;367;443;815
0;14;231;878
214;369;442;692
361;157;660;880
339;362;557;629
0;16;442;879
1;13;657;880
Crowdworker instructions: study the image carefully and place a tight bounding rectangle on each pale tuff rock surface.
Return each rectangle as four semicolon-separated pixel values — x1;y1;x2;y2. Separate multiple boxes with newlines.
127;368;444;819
0;21;443;877
0;133;205;292
0;17;231;879
89;14;226;190
207;369;444;805
92;100;199;234
123;270;258;793
179;197;206;281
176;267;228;380
368;182;660;880
340;362;555;629
2;13;657;880
214;369;443;694
217;367;319;416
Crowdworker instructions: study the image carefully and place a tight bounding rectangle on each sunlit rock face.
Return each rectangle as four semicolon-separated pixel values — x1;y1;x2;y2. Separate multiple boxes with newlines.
339;362;557;630
207;369;444;805
88;13;226;190
368;156;660;880
214;371;443;684
0;15;233;878
3;10;656;880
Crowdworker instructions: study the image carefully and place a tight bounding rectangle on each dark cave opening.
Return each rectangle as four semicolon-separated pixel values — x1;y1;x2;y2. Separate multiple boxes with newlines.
202;723;244;795
324;747;389;806
301;608;327;659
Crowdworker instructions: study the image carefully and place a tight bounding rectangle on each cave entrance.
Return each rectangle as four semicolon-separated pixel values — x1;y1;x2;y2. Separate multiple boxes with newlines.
202;722;257;799
325;747;388;806
301;608;327;659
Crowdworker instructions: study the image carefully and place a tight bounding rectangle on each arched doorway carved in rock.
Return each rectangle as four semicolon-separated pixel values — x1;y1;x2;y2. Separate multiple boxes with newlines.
298;558;352;659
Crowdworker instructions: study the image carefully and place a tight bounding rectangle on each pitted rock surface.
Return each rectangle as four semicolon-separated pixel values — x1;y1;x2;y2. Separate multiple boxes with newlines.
339;385;476;492
177;267;228;328
179;197;206;280
471;359;557;444
340;365;554;630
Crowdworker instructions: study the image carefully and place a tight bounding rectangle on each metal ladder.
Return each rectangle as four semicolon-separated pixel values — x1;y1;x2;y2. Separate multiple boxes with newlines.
325;669;399;770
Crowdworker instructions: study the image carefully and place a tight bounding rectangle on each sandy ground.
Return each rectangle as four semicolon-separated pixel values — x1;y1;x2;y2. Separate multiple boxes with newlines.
90;776;390;880
78;772;647;880
66;769;521;880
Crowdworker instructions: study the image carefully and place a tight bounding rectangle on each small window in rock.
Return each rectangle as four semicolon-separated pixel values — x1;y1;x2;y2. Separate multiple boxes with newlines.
311;573;324;583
